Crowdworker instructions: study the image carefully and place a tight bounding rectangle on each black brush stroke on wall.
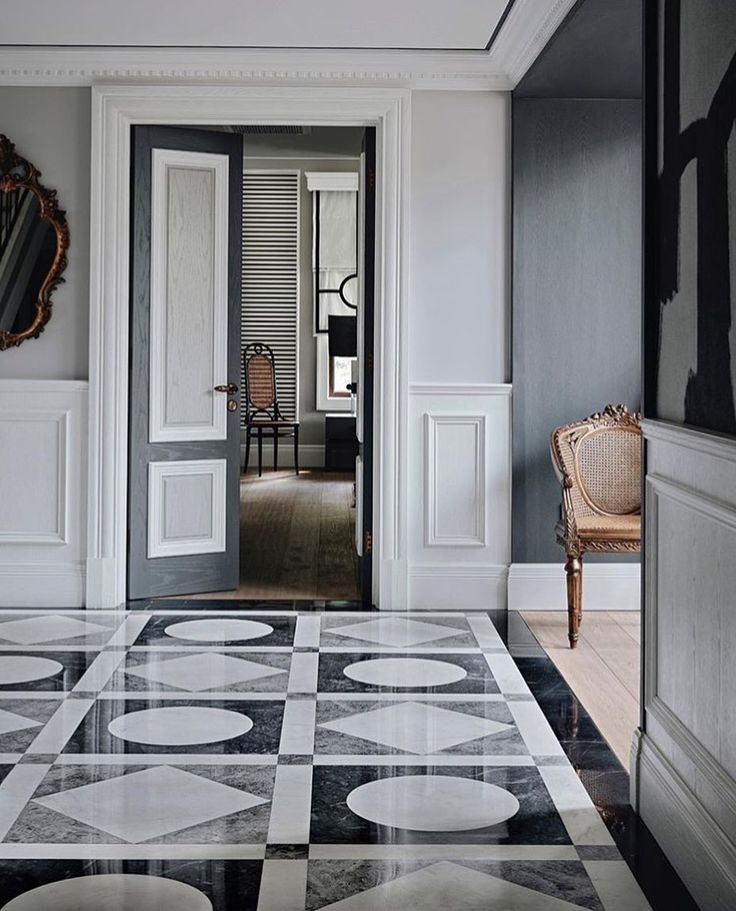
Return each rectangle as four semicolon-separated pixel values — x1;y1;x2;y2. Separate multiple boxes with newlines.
655;0;736;435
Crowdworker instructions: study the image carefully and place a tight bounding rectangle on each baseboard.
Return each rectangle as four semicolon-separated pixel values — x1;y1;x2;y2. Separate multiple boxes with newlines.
508;562;641;611
0;562;86;608
240;442;325;470
636;732;736;911
409;564;508;610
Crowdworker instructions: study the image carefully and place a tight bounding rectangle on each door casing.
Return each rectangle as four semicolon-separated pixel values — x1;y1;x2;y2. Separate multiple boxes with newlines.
86;85;410;610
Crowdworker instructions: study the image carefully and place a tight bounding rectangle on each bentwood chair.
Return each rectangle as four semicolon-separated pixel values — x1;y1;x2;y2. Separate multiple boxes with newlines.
243;342;299;476
550;404;641;648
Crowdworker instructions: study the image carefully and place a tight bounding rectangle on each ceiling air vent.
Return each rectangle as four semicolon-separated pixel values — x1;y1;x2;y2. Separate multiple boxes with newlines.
228;125;311;135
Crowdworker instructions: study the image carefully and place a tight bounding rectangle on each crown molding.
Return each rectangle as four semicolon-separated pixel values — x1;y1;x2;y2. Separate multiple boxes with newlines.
0;3;579;91
0;46;510;90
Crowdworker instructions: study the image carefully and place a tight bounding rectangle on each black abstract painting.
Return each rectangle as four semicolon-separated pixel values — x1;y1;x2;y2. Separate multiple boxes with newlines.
651;0;736;435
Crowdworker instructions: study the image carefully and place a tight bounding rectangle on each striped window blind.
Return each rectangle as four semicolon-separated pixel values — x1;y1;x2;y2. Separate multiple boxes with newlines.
241;170;300;425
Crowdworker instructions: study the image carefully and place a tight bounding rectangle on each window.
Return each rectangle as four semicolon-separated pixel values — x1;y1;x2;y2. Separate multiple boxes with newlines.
241;171;300;423
306;172;359;412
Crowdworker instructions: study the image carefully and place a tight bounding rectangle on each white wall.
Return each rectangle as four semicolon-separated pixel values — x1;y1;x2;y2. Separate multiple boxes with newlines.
0;87;91;380
407;92;511;609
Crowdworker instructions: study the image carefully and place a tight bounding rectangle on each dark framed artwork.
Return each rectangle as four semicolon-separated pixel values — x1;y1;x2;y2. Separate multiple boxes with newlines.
644;0;736;435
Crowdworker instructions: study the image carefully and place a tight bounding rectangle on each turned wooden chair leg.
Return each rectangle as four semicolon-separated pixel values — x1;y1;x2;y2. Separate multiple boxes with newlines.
565;554;583;648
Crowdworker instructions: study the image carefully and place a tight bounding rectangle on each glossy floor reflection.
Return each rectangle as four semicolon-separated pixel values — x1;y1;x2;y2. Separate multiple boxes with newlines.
0;607;695;910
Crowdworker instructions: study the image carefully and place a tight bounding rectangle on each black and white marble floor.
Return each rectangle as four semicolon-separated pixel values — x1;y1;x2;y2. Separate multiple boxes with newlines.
0;608;688;909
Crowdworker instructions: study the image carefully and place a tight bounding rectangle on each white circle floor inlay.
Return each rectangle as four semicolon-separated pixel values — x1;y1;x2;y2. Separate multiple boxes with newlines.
346;775;520;832
343;657;467;688
2;873;213;911
0;656;64;686
164;618;274;642
107;706;253;746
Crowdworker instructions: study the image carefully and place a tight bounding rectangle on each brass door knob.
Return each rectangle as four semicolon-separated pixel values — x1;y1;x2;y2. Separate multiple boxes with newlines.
227;399;238;413
214;383;239;394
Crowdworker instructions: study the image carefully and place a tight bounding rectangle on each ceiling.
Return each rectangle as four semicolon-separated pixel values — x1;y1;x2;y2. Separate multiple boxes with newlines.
514;0;642;98
3;0;513;50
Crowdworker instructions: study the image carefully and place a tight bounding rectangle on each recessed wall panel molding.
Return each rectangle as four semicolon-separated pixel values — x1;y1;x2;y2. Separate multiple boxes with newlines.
0;380;88;606
424;412;486;547
149;148;229;444
147;459;227;559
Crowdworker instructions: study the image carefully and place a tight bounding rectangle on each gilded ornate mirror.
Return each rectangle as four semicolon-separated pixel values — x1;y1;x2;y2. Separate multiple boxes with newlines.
0;135;69;350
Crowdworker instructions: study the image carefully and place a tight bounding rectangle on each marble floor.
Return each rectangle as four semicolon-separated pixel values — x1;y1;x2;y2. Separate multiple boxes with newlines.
0;607;695;910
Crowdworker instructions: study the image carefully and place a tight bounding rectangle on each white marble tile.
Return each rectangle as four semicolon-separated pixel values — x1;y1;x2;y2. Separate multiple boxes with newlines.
287;653;319;695
0;764;51;840
343;658;467;688
267;764;312;844
482;653;531;695
316;692;505;703
315;860;586;909
0;615;112;646
328;617;463;648
0;656;64;686
293;615;321;648
466;614;505;649
278;699;316;754
107;706;253;746
125;653;286;692
257;859;308;911
26;699;94;754
54;754;277;765
106;615;151;648
0;843;266;859
309;844;580;860
2;873;213;911
34;765;269;843
314;754;534;767
319;701;511;753
537;766;616;846
164;618;275;642
72;650;127;693
346;775;519;832
507;702;565;757
583;860;653;910
0;708;42;737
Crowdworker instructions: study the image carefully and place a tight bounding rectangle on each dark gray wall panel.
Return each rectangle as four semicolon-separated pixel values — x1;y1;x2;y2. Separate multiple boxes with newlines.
512;98;642;562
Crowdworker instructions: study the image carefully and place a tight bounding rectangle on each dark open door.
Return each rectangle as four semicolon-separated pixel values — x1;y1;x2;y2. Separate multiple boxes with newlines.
356;127;376;606
128;126;243;599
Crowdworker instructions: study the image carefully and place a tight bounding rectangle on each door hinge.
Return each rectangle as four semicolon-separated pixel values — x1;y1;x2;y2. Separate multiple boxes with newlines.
366;353;373;372
368;168;375;193
364;530;372;554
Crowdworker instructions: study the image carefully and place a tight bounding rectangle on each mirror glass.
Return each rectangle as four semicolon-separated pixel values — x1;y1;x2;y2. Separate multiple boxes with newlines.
0;187;57;335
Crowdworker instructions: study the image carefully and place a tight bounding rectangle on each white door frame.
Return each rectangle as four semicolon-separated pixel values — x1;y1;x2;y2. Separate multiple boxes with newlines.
85;84;410;609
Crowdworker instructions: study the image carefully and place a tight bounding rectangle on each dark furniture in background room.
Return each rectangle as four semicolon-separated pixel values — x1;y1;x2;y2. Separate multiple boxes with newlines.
325;413;358;471
243;342;300;476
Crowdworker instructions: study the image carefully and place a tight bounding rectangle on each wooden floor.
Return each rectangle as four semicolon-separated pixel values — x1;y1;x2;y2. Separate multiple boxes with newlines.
522;611;641;768
183;469;360;601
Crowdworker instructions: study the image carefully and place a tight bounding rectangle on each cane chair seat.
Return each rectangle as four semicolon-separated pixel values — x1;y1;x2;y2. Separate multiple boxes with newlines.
550;404;642;647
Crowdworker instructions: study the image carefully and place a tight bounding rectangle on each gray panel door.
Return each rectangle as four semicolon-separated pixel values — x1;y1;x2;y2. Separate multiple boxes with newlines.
128;126;243;599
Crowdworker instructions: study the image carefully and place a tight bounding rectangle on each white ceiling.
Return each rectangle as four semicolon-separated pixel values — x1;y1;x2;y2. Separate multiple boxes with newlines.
3;0;512;50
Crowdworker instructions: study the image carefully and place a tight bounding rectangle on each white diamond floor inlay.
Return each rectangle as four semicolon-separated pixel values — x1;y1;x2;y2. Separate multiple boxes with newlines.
343;658;467;688
318;861;585;910
0;615;111;645
164;618;274;642
3;873;213;911
34;765;269;843
124;652;286;691
0;656;64;686
319;702;511;753
0;707;43;736
107;706;253;746
346;775;520;832
329;617;463;648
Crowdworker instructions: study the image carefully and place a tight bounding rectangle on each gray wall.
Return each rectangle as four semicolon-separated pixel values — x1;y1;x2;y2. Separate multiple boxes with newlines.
512;98;642;562
244;128;362;448
0;87;91;380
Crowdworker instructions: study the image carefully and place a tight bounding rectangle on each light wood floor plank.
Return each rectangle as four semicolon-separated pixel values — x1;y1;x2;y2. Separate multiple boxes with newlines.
522;611;641;767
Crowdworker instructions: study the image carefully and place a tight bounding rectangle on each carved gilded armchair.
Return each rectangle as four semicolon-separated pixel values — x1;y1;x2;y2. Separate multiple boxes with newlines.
550;405;641;648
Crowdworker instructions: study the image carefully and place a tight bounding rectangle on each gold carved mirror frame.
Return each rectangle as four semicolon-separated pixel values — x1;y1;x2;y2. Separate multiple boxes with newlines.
0;134;70;351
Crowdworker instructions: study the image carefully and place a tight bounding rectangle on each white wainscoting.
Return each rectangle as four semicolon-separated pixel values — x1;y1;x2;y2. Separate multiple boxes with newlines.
407;383;511;610
633;419;736;910
508;562;641;611
0;380;88;606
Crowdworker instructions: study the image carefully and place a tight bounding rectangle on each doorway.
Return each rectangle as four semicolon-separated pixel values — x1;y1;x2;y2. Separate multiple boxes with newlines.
125;123;376;605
